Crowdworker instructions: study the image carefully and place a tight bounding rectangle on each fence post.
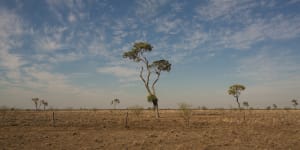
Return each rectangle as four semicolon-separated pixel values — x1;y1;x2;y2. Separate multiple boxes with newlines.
125;111;129;128
52;111;55;127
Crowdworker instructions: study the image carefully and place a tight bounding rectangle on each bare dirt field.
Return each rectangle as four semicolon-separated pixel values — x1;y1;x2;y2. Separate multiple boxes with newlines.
0;109;300;150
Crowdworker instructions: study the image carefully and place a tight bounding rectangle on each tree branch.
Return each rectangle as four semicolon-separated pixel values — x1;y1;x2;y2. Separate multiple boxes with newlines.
152;70;161;96
140;66;152;94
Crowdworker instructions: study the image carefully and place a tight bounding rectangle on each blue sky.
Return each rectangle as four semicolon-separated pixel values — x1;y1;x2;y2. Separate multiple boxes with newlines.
0;0;300;109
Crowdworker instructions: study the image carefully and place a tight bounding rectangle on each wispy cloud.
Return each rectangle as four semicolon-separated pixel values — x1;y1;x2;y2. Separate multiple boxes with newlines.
216;14;300;49
195;0;254;21
154;15;182;34
0;10;26;80
68;13;77;23
237;48;300;82
135;0;171;18
34;26;67;52
97;65;139;83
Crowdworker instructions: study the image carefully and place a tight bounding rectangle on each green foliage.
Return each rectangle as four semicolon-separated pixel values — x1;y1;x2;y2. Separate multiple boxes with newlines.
122;42;153;62
228;84;246;97
228;84;246;108
147;94;158;103
151;60;171;72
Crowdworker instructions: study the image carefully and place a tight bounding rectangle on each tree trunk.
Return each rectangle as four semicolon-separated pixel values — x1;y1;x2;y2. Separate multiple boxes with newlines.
152;98;160;118
236;96;240;109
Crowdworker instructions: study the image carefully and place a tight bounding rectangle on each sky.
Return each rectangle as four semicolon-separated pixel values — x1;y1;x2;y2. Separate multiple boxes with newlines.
0;0;300;109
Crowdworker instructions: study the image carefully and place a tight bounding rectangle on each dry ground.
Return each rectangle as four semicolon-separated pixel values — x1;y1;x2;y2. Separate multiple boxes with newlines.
0;109;300;150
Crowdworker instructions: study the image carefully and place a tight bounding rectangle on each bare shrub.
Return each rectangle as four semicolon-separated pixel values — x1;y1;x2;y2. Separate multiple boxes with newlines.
178;103;193;127
243;101;249;109
272;104;278;109
201;106;208;110
128;105;144;118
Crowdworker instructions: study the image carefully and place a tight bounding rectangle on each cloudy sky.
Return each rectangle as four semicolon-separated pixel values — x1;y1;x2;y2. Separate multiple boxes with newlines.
0;0;300;109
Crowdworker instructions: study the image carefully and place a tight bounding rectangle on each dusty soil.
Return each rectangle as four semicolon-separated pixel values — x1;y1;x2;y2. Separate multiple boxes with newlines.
0;109;300;150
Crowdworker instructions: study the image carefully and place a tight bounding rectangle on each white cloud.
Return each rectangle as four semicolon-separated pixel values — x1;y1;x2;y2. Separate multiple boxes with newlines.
196;0;254;21
135;0;171;18
111;20;129;44
1;64;110;109
97;66;139;82
88;38;111;58
0;10;26;80
171;2;184;13
68;13;77;23
46;52;83;63
36;37;62;51
35;26;67;52
214;15;300;49
237;49;300;82
46;0;86;24
155;16;182;34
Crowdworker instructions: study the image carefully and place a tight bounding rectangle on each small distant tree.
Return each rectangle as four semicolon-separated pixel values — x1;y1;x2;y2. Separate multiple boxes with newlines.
243;101;249;109
272;104;277;109
291;99;298;109
40;100;48;110
111;98;120;109
228;84;246;109
266;106;271;110
178;103;193;127
123;42;171;119
201;106;208;110
32;98;39;111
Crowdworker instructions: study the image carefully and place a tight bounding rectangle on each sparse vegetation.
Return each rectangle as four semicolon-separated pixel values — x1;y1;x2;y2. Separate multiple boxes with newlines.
272;104;278;109
123;42;171;118
201;106;208;110
243;101;249;109
111;98;120;109
40;100;48;110
32;98;39;111
0;109;300;149
178;103;193;127
228;84;246;109
291;99;298;109
128;105;144;118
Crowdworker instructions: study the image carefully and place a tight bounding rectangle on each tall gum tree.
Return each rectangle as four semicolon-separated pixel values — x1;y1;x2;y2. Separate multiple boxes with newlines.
123;42;171;118
228;84;246;109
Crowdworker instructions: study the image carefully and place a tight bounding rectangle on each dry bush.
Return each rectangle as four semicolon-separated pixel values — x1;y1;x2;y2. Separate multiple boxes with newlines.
128;105;144;118
178;103;193;127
